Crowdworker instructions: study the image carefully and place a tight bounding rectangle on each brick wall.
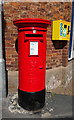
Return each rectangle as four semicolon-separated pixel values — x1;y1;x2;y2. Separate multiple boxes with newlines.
3;2;72;71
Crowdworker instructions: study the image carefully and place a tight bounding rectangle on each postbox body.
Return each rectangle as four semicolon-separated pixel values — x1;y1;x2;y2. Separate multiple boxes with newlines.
13;18;51;110
18;30;46;92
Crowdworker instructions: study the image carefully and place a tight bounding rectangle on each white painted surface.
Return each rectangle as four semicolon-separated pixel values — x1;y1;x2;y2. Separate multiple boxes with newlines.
30;41;38;55
71;30;74;58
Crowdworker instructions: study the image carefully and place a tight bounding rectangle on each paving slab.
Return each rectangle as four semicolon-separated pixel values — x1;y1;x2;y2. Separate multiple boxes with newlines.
7;59;74;96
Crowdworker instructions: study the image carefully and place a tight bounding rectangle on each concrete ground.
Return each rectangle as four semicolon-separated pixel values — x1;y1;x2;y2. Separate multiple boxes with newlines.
2;59;74;119
2;92;73;119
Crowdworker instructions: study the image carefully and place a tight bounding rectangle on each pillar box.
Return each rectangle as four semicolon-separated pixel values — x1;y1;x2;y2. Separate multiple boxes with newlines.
13;18;51;110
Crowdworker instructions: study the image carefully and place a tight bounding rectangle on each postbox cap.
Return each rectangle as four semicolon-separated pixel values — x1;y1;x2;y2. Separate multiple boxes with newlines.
13;18;51;29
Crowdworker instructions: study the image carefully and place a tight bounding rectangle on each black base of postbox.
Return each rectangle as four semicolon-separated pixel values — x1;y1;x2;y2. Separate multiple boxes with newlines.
18;89;45;111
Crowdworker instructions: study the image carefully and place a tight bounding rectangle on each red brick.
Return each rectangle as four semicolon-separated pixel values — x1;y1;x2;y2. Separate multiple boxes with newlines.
3;2;72;70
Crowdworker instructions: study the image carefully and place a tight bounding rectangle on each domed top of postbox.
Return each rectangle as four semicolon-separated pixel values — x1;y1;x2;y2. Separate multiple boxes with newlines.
13;18;51;29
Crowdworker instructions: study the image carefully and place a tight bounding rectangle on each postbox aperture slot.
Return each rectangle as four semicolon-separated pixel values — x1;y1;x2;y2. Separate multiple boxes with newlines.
26;34;43;37
30;41;38;56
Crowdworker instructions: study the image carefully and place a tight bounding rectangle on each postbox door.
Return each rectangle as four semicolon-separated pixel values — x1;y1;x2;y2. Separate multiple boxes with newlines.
26;39;46;92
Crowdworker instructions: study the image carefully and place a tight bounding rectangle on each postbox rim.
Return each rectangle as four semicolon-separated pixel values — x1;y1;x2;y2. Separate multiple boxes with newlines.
13;18;51;23
13;18;51;28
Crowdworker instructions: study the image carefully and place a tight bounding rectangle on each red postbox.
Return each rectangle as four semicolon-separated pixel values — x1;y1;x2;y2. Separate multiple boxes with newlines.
13;18;51;110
